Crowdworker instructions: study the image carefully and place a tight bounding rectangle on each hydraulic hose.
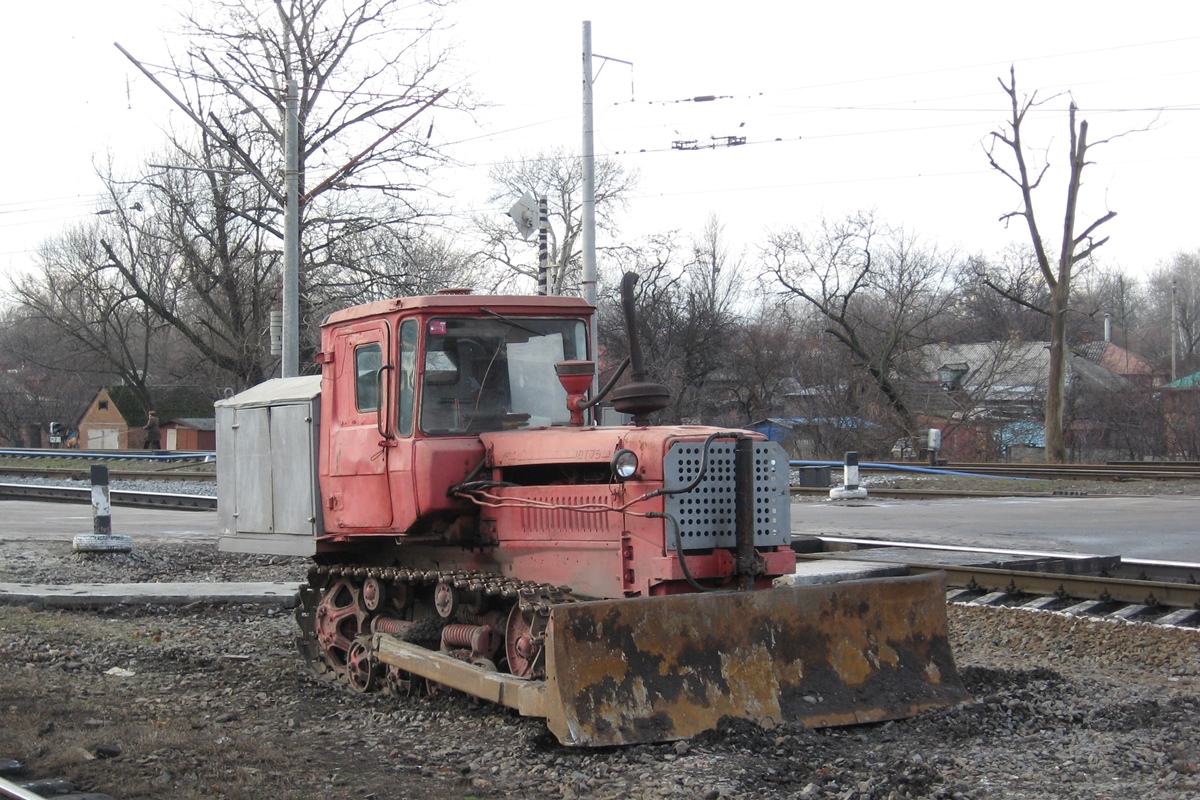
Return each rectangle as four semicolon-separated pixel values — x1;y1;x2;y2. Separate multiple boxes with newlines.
649;510;721;593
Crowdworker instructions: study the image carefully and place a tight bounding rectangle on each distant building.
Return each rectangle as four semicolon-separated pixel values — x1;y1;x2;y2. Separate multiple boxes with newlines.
74;386;218;450
904;340;1142;462
76;388;130;449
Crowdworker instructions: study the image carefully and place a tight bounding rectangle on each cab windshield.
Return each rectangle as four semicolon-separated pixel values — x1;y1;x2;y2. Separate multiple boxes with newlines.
419;315;588;435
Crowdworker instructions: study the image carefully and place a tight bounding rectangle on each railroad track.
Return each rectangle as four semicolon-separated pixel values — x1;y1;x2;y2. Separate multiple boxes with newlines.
0;448;214;463
877;460;1200;482
791;485;1099;500
0;483;215;511
795;536;1200;627
0;466;215;483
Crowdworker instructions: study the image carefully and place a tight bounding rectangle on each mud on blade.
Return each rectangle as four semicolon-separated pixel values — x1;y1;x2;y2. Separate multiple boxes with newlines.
542;572;968;746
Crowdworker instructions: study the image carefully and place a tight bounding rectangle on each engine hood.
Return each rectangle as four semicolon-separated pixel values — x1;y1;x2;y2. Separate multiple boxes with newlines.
479;425;764;481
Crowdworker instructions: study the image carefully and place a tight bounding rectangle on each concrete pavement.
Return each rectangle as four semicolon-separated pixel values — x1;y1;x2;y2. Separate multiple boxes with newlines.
793;493;1200;563
0;581;300;609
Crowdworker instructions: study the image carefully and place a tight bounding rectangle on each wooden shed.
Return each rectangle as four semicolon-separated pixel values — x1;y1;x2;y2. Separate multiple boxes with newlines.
76;388;131;449
161;417;217;451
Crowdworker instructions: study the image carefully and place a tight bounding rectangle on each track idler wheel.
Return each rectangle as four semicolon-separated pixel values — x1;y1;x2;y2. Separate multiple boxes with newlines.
361;577;386;612
504;604;545;679
313;577;369;678
434;582;458;619
345;638;379;693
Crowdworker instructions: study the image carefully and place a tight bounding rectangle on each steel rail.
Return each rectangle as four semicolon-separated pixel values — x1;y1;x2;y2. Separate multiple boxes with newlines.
931;562;1200;610
882;461;1200;481
0;483;215;511
0;448;214;463
796;550;1200;610
0;775;49;800
790;486;1103;500
0;465;215;483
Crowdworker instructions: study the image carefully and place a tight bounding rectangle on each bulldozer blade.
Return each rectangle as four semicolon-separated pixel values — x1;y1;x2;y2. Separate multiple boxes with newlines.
542;571;968;746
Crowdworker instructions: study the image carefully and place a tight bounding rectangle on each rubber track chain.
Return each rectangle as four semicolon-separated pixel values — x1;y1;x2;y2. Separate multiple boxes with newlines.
309;564;579;613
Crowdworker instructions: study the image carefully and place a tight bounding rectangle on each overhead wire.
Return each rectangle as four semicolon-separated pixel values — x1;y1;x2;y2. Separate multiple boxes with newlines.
4;32;1196;253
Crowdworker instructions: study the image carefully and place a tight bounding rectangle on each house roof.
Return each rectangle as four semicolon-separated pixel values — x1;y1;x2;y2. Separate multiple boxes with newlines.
166;417;217;431
751;417;872;429
1165;370;1200;389
1077;341;1155;377
913;341;1131;399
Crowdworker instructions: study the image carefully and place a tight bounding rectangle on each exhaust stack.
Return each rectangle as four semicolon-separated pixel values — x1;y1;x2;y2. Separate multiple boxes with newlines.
610;272;669;425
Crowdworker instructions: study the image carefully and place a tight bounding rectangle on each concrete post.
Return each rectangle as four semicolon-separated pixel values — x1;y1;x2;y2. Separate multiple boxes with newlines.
92;465;112;536
829;451;869;500
72;465;133;553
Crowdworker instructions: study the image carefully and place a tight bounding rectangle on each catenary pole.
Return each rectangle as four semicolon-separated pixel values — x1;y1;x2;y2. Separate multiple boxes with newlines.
283;80;300;378
582;22;599;396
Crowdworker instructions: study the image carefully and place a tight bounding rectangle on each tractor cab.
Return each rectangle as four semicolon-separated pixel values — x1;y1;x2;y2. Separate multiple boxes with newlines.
315;294;595;538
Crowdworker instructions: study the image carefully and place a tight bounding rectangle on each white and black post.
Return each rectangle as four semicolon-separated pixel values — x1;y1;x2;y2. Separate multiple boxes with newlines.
72;465;133;553
829;451;869;500
537;195;549;295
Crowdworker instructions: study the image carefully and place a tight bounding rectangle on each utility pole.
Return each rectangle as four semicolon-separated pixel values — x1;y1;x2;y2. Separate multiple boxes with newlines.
282;80;300;377
1172;279;1179;383
582;21;598;393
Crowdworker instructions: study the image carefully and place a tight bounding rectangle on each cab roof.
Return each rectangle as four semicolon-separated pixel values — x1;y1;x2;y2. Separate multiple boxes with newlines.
322;293;594;327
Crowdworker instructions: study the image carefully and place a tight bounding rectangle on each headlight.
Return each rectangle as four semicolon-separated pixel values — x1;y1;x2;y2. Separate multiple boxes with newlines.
611;448;639;481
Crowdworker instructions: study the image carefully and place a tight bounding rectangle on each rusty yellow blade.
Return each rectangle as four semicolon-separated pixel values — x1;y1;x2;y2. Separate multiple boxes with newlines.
542;571;968;746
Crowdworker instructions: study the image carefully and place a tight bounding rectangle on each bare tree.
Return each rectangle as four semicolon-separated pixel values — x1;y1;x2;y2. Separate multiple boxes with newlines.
476;147;638;294
0;308;111;446
962;245;1053;342
598;217;744;424
985;66;1123;462
761;211;961;427
171;0;463;215
723;299;807;425
86;0;469;382
1071;262;1148;349
316;228;480;311
1147;251;1200;379
782;313;905;459
12;221;174;409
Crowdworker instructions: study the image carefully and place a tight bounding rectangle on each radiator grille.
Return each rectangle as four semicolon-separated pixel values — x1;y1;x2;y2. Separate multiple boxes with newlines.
663;440;790;550
520;494;611;534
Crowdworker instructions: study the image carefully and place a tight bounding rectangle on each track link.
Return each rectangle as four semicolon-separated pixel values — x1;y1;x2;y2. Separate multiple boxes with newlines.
295;564;578;690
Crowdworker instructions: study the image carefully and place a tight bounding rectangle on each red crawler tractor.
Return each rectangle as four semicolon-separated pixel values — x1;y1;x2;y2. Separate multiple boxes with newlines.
216;273;966;746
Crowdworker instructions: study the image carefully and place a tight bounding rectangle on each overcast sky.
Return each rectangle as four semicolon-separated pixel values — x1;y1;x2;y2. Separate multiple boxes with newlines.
1;1;1197;283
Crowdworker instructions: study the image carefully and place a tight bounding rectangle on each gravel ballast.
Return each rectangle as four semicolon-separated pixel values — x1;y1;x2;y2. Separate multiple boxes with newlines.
0;479;1198;799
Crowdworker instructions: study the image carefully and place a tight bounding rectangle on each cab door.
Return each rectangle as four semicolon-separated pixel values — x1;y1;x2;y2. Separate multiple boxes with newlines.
322;319;395;530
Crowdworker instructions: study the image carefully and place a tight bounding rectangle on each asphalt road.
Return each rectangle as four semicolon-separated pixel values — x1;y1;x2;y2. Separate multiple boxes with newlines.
2;495;1198;564
793;494;1200;563
0;500;217;543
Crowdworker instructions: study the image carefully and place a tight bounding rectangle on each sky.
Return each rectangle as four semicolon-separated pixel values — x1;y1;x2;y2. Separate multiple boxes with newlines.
1;1;1198;284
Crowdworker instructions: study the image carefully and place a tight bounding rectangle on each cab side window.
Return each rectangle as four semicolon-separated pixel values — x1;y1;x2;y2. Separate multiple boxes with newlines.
355;343;382;412
397;320;417;437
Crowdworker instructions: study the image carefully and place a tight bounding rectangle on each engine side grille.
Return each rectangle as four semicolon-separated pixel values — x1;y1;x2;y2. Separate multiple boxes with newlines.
663;440;791;550
520;494;611;534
